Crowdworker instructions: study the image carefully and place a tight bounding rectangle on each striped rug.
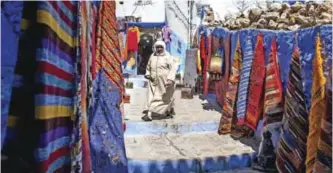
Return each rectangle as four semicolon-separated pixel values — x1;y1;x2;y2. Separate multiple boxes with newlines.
33;1;79;172
262;37;284;128
236;36;254;126
218;37;242;135
244;33;265;131
276;44;309;173
306;34;327;173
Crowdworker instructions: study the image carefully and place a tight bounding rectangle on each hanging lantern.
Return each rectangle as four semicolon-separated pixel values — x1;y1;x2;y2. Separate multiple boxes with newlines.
209;55;223;74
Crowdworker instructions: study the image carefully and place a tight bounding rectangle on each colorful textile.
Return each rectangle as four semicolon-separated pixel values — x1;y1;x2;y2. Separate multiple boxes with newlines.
276;45;309;173
118;32;127;62
71;2;93;173
200;34;209;95
3;3;38;172
215;35;231;107
306;34;327;173
34;1;79;172
218;37;242;135
236;36;254;126
313;87;332;172
1;1;24;149
90;1;128;172
126;26;140;51
263;38;284;128
162;25;171;43
244;33;265;131
95;1;123;92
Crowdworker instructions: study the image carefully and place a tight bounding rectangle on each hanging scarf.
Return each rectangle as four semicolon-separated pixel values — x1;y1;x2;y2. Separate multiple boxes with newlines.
313;87;332;172
218;36;242;135
244;33;265;131
236;36;254;126
263;37;284;128
276;45;309;173
306;34;327;173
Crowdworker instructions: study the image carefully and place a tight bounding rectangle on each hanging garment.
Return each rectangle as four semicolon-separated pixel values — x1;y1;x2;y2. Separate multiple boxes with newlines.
262;37;284;128
33;1;80;172
244;33;265;131
1;1;24;149
2;2;38;173
306;34;327;173
276;45;309;173
215;35;231;107
236;36;254;127
313;87;332;173
137;33;154;75
91;1;128;172
118;32;127;62
162;25;171;43
218;37;242;135
126;26;140;51
200;34;208;95
71;2;93;173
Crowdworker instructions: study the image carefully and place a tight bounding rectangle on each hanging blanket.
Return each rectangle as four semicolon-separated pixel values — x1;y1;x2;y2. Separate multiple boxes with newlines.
244;33;265;131
236;36;254;126
276;45;309;173
1;1;24;149
263;38;284;128
306;34;327;173
313;87;332;172
218;37;242;135
90;1;128;172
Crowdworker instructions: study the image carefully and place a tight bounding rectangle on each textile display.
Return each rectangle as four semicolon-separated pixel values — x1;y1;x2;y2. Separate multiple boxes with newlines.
244;33;265;131
2;2;38;172
118;32;128;62
313;87;332;172
162;25;171;43
71;1;93;172
306;34;327;173
126;26;140;51
34;1;80;172
2;1;128;173
236;36;254;126
218;37;242;135
90;1;128;172
276;44;309;173
1;1;24;149
215;34;231;106
262;38;284;128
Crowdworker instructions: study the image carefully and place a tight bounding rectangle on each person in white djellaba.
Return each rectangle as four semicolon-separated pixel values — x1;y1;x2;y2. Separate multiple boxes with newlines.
141;40;177;121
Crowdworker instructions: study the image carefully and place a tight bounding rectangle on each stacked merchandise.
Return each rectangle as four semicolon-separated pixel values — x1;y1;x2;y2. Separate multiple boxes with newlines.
1;1;128;173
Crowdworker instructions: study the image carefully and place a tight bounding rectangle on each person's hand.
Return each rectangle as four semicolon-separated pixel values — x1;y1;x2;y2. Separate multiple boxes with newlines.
165;80;174;87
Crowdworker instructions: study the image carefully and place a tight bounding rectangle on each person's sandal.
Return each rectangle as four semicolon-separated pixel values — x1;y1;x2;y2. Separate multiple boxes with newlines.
141;115;152;122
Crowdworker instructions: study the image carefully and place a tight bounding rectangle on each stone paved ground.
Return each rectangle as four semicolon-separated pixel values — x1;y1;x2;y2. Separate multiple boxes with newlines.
124;86;260;173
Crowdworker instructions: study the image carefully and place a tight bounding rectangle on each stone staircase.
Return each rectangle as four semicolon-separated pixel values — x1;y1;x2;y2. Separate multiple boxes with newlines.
124;86;261;173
